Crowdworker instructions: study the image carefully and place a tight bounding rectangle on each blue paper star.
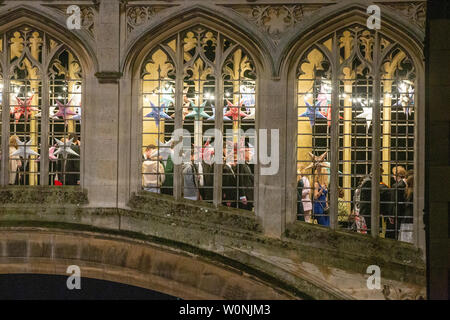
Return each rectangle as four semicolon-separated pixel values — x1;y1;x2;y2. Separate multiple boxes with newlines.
145;102;172;127
299;101;326;127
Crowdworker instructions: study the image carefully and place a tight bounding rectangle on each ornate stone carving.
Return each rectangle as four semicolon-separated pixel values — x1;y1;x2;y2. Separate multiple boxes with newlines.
80;6;95;37
41;4;96;38
126;6;156;33
382;1;427;30
382;284;426;300
229;4;331;43
126;5;175;34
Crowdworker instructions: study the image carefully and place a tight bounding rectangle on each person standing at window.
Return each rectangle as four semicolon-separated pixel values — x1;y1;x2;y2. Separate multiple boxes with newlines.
298;167;312;222
142;144;165;193
313;167;329;226
391;166;407;237
400;174;414;243
65;133;81;185
8;135;22;185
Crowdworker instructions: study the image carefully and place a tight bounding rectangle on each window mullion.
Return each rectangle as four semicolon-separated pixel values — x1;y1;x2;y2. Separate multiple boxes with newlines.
173;33;183;200
40;78;49;186
1;77;9;186
329;33;339;230
213;33;223;208
371;32;382;238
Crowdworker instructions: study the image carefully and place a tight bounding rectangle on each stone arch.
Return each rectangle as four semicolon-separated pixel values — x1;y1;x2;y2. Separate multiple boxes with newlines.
0;228;296;300
121;6;272;78
277;3;424;76
0;6;98;75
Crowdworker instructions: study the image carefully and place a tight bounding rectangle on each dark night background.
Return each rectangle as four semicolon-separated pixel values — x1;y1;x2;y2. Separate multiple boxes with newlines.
0;274;178;300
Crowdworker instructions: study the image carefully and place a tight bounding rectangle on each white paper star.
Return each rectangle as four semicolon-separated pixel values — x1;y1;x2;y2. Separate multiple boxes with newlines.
150;138;173;162
356;107;373;132
53;138;79;158
10;137;40;158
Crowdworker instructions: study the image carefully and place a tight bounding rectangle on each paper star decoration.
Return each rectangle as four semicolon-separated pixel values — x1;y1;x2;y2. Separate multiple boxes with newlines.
185;101;210;120
299;101;327;127
356;107;373;132
10;137;40;158
150;138;173;162
37;145;59;162
224;100;248;121
244;107;255;120
206;105;231;121
71;107;82;121
11;96;39;123
161;85;175;109
320;107;343;127
53;138;79;158
145;102;172;127
49;146;58;161
394;82;414;117
54;99;77;125
240;85;256;112
303;152;330;172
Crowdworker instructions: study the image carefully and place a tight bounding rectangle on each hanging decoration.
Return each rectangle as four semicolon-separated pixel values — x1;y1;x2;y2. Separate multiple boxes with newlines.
11;96;39;123
185;101;210;120
150;138;174;163
10;137;40;158
53;138;79;158
299;101;326;127
145;102;172;127
303;151;330;172
224;100;248;121
53;99;77;125
355;106;373;132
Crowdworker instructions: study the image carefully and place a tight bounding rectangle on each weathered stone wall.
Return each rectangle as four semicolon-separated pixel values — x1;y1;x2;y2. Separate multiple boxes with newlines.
0;187;426;299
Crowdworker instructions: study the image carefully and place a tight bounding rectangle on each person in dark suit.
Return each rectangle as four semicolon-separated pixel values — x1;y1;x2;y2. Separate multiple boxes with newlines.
390;166;407;238
56;133;80;185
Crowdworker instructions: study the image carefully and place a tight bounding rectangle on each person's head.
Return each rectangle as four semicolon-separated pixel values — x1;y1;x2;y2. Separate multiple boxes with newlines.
338;187;344;198
314;166;328;186
392;166;406;181
9;135;18;148
405;175;414;200
406;169;414;179
68;133;79;144
145;144;156;158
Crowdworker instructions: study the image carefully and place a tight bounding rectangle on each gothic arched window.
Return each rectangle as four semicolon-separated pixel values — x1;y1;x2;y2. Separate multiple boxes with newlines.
0;26;83;186
296;25;416;242
140;25;256;210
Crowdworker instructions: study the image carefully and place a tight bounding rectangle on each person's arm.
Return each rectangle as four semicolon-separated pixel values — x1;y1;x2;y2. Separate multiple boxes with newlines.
302;178;310;198
314;182;322;200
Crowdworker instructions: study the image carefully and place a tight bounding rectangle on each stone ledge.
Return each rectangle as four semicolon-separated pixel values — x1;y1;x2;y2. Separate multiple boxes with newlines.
0;186;88;206
128;192;261;233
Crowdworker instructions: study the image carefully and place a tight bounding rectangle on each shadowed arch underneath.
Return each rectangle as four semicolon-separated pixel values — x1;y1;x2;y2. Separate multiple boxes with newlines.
0;228;296;300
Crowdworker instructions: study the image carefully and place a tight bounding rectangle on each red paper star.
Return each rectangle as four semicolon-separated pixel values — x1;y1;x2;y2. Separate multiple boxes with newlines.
11;95;38;123
320;107;343;127
224;100;248;121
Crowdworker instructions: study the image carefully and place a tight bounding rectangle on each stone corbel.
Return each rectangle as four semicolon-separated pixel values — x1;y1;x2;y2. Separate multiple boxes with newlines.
95;71;123;84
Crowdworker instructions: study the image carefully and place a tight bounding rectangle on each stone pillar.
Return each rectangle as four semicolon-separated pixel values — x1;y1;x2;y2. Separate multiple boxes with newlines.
84;0;121;207
257;77;286;238
425;0;450;300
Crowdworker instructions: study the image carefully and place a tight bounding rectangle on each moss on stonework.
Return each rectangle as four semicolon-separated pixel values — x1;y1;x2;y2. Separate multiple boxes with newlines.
128;192;261;232
0;187;426;291
0;186;88;205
